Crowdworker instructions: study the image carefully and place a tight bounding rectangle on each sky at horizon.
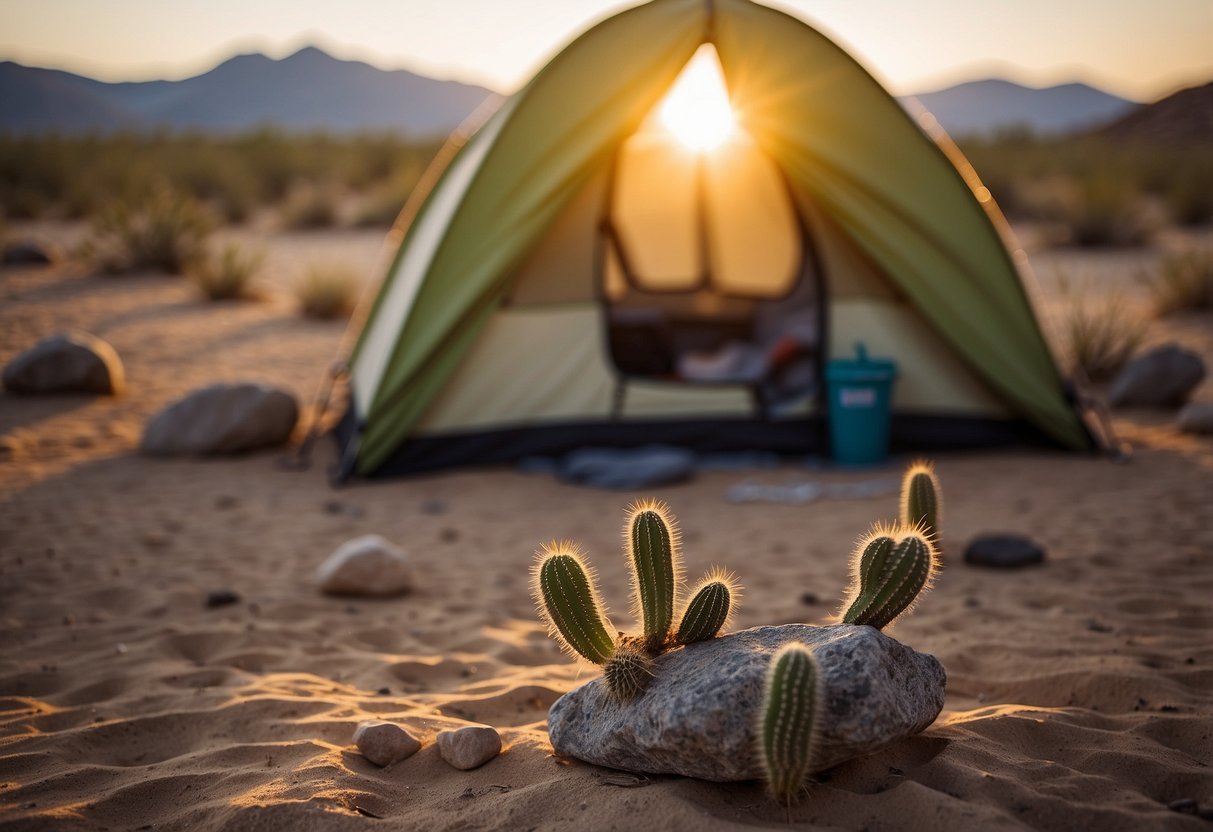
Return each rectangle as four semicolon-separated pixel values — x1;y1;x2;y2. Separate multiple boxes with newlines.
1;0;1211;101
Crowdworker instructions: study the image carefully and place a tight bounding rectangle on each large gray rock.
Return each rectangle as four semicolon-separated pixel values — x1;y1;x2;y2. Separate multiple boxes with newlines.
139;383;297;455
1177;403;1213;435
1109;344;1205;409
316;534;413;597
2;332;123;395
547;624;944;781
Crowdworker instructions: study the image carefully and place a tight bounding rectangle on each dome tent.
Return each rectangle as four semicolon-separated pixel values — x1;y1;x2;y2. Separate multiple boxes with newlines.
334;0;1095;479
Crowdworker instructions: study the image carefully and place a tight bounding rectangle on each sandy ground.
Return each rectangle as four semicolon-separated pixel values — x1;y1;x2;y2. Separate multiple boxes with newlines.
1;222;1211;831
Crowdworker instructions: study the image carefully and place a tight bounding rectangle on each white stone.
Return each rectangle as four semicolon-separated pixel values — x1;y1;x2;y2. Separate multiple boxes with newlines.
436;725;502;770
316;535;413;597
353;720;420;767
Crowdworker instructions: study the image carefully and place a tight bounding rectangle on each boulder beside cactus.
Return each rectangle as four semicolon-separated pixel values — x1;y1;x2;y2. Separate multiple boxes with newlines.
547;624;944;781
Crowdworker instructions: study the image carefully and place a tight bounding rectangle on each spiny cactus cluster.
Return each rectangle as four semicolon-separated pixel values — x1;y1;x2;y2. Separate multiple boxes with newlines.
757;460;943;805
533;500;740;701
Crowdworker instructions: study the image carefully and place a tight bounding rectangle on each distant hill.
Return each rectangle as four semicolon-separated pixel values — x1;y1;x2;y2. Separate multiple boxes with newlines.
1;51;1151;141
900;78;1136;137
0;46;497;136
1092;81;1213;144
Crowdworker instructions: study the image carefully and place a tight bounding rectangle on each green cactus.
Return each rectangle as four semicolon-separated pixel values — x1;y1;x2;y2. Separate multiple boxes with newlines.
841;526;937;630
759;643;823;804
900;460;941;544
626;501;682;652
532;502;741;703
602;636;655;701
675;571;738;645
532;544;616;665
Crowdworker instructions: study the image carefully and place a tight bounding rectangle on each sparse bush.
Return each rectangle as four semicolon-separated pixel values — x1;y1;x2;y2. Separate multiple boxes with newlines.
1145;249;1213;315
1167;175;1213;227
83;189;213;274
296;264;359;319
1056;273;1148;382
190;243;263;300
1063;176;1151;247
282;185;341;229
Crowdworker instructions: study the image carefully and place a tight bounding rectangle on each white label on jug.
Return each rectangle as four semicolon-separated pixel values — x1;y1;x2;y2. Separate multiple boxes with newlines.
839;388;876;408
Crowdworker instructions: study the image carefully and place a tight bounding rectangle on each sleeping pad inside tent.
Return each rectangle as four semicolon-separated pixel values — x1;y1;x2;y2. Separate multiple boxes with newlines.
333;0;1096;479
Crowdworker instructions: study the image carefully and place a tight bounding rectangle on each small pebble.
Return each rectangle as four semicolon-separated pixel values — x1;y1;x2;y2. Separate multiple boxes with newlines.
206;589;241;609
354;721;421;767
1167;798;1197;814
963;534;1045;568
799;592;819;606
377;687;391;695
436;725;502;770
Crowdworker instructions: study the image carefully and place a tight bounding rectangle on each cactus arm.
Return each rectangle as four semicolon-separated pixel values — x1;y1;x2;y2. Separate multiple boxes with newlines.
532;545;616;665
841;529;896;625
759;643;822;802
900;460;941;543
625;501;682;652
675;570;740;644
842;530;937;630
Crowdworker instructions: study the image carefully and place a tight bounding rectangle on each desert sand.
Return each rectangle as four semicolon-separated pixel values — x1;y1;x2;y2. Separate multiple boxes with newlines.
1;222;1211;831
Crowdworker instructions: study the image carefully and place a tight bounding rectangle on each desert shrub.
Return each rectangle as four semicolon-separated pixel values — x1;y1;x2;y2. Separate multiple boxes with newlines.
296;264;359;319
1145;249;1213;315
1062;175;1152;247
190;243;263;300
1055;273;1147;381
83;189;214;274
282;185;341;229
0;132;443;225
1167;173;1213;228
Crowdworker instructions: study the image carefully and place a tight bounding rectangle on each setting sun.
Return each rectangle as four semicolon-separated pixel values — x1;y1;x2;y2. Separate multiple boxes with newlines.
659;44;734;152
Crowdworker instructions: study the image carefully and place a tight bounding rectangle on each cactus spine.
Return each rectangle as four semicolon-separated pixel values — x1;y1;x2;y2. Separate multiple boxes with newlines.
842;526;937;630
675;571;738;645
532;544;616;665
602;636;655;701
759;643;823;804
626;501;681;652
900;460;941;544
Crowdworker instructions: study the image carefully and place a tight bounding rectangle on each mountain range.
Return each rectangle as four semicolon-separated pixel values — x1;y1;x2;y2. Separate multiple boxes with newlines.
0;46;1152;138
0;47;496;137
898;78;1136;137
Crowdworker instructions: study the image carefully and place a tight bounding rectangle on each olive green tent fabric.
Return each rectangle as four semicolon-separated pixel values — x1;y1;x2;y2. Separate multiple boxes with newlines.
712;0;1085;449
352;0;707;473
348;0;1089;476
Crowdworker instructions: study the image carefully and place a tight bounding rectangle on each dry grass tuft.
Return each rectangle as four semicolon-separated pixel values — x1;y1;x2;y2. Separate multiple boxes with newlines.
296;264;359;319
1144;249;1213;316
190;243;264;301
1056;273;1148;382
83;190;213;275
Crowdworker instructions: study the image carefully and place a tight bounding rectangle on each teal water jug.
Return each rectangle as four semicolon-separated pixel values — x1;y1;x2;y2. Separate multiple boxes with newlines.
825;343;897;465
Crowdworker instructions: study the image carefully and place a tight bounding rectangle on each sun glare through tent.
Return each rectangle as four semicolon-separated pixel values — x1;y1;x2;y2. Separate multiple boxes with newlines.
659;44;734;152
